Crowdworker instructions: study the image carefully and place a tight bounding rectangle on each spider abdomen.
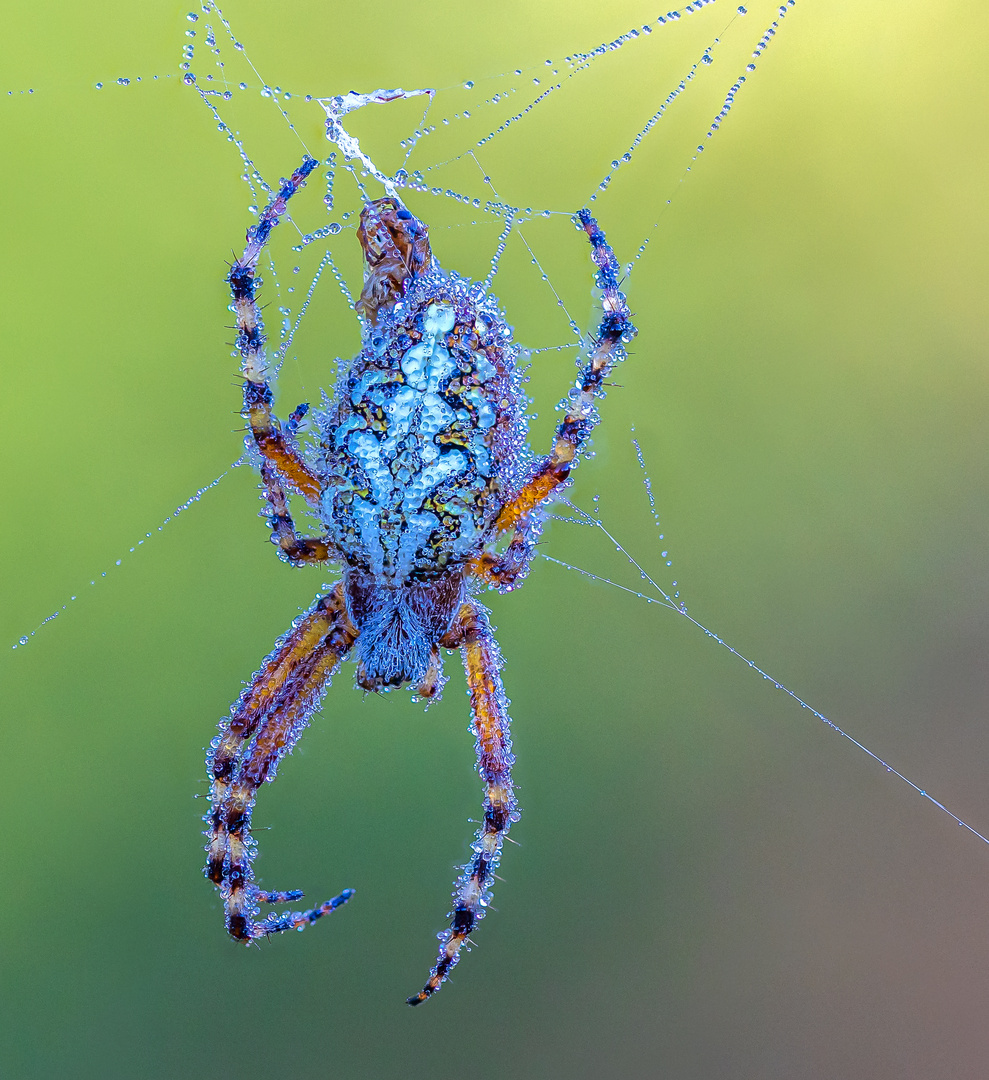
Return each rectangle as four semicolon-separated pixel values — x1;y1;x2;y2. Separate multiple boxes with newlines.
318;277;525;585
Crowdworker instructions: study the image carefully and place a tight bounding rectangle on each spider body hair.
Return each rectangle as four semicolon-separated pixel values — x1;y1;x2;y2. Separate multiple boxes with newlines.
344;569;464;691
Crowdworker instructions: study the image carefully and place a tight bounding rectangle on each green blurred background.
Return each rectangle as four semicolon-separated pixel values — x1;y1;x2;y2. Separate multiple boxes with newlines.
2;1;988;1076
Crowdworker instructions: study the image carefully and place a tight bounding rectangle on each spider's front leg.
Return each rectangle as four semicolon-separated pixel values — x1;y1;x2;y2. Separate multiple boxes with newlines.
230;156;333;565
473;209;638;590
408;601;518;1005
206;585;358;939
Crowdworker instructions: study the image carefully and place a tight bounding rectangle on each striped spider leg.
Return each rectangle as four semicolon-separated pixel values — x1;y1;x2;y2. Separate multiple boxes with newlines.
467;209;637;591
206;157;356;938
206;155;635;1003
205;587;358;938
409;210;637;1004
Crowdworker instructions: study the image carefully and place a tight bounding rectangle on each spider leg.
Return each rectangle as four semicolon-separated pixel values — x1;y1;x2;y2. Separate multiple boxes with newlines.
206;584;358;941
229;155;330;549
259;459;334;566
467;514;540;591
407;601;518;1005
205;587;349;881
472;210;637;589
413;646;445;701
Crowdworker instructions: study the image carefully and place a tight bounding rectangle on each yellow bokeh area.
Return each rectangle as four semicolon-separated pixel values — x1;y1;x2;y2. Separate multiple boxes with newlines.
2;1;988;1076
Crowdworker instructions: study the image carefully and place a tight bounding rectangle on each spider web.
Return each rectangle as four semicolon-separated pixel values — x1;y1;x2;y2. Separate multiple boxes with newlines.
3;1;989;1074
6;0;986;846
11;0;796;642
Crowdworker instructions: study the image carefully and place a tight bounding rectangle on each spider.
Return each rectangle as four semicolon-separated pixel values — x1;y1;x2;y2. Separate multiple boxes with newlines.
205;154;636;1005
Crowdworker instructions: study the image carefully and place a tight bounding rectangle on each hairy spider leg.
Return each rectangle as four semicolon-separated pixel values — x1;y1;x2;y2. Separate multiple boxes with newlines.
471;209;637;589
206;586;358;940
229;156;336;561
259;457;333;565
467;514;540;591
222;633;354;940
414;646;445;701
205;589;350;879
408;602;517;1005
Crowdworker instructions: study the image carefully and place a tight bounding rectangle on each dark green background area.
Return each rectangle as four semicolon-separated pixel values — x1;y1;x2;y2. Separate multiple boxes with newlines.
2;1;988;1077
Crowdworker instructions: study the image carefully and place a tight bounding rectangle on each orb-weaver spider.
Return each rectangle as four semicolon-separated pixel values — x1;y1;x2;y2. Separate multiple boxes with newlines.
205;155;636;1004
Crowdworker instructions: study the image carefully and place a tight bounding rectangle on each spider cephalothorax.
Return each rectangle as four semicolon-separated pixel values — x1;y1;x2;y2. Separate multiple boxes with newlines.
206;156;636;1004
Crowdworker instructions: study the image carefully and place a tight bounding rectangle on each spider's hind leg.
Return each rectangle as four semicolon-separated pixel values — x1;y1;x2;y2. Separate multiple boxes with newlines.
407;601;518;1005
206;585;358;941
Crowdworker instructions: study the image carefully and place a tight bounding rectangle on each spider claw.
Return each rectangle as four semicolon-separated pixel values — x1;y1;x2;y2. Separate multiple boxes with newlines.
256;888;305;904
406;934;465;1006
255;887;355;935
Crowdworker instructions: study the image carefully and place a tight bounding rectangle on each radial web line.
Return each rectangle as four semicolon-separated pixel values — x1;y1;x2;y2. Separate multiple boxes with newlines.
9;464;237;652
541;498;989;850
625;0;803;271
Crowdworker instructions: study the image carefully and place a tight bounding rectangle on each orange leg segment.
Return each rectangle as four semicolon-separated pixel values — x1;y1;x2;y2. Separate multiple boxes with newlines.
243;381;323;504
259;459;333;566
480;209;637;588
